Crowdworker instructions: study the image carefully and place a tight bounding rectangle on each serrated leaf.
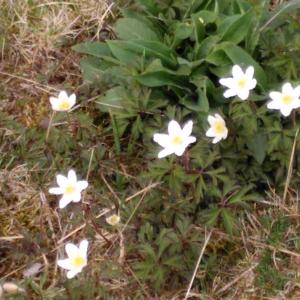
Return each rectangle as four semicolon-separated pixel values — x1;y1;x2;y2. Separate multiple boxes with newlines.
221;209;235;235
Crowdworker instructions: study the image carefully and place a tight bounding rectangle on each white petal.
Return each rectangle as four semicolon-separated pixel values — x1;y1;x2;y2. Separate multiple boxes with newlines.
248;79;257;90
168;120;182;136
58;91;68;100
212;136;222;144
57;259;73;270
158;147;175;158
49;187;63;195
281;106;292;117
222;128;228;139
186;136;196;144
206;128;215;137
65;243;80;258
174;145;187;156
237;89;250;100
232;65;244;79
267;100;281;110
77;181;88;191
269;91;282;102
219;78;235;88
56;174;68;188
223;88;237;98
214;114;224;122
72;192;81;203
68;170;77;184
294;85;300;97
153;133;171;148
69;94;76;108
182;120;193;137
79;240;89;258
59;195;73;209
49;97;58;108
67;269;80;279
207;115;216;125
291;99;300;109
282;83;293;94
245;66;254;79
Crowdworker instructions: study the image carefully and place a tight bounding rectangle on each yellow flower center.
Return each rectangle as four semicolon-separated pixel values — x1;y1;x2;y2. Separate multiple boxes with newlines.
64;184;75;195
237;78;247;88
58;99;71;110
213;121;225;134
70;255;85;267
171;135;183;145
281;94;293;105
107;215;119;226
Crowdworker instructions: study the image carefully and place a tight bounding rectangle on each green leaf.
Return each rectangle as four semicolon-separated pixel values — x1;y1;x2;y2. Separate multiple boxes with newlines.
220;11;254;44
247;133;267;164
108;40;178;68
115;17;160;41
221;209;235;235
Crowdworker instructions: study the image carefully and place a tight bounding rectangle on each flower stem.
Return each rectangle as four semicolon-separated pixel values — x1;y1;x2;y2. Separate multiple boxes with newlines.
45;111;55;142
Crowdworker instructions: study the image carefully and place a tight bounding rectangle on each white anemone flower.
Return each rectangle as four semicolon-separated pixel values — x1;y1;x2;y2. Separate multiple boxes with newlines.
49;170;88;209
57;240;88;279
267;83;300;117
153;120;196;158
106;214;120;226
205;114;228;144
49;91;76;111
219;65;257;100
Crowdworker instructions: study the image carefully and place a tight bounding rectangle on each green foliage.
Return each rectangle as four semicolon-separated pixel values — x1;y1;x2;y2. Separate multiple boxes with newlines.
69;0;300;293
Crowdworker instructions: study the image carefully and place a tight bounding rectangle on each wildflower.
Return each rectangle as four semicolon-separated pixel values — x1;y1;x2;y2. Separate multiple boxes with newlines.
106;214;120;226
219;65;257;100
49;91;76;112
49;170;88;209
153;120;196;158
57;240;88;279
205;114;228;144
267;83;300;117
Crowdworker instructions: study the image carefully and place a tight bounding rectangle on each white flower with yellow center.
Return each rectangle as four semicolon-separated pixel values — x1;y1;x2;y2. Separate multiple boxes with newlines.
106;214;120;226
57;240;88;279
153;120;196;158
49;91;76;112
205;114;228;144
49;170;88;209
267;83;300;117
219;65;257;100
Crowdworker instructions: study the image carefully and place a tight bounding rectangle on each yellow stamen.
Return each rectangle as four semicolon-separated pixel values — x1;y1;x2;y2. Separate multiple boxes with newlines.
171;135;183;145
213;121;225;134
58;100;71;110
107;215;120;226
70;255;85;267
237;78;247;88
64;184;75;195
281;94;293;105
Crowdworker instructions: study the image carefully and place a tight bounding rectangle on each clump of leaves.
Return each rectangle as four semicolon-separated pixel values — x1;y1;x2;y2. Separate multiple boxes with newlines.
71;0;300;292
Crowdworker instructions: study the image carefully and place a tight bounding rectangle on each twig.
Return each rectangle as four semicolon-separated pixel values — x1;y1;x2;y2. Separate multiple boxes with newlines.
283;128;299;203
184;229;212;300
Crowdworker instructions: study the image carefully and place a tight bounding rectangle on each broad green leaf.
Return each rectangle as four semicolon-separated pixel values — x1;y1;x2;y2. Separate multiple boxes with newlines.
115;18;160;41
72;41;111;57
247;133;267;164
220;11;254;44
136;0;159;15
108;40;177;68
79;57;109;83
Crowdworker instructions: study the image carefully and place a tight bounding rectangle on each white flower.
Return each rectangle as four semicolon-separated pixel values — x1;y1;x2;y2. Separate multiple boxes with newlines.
219;65;257;100
205;114;228;144
267;83;300;117
49;91;76;111
49;170;88;209
57;240;88;279
106;214;120;226
153;120;196;158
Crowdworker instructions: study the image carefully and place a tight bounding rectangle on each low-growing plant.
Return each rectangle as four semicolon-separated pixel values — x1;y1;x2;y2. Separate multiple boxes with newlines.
70;0;300;291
